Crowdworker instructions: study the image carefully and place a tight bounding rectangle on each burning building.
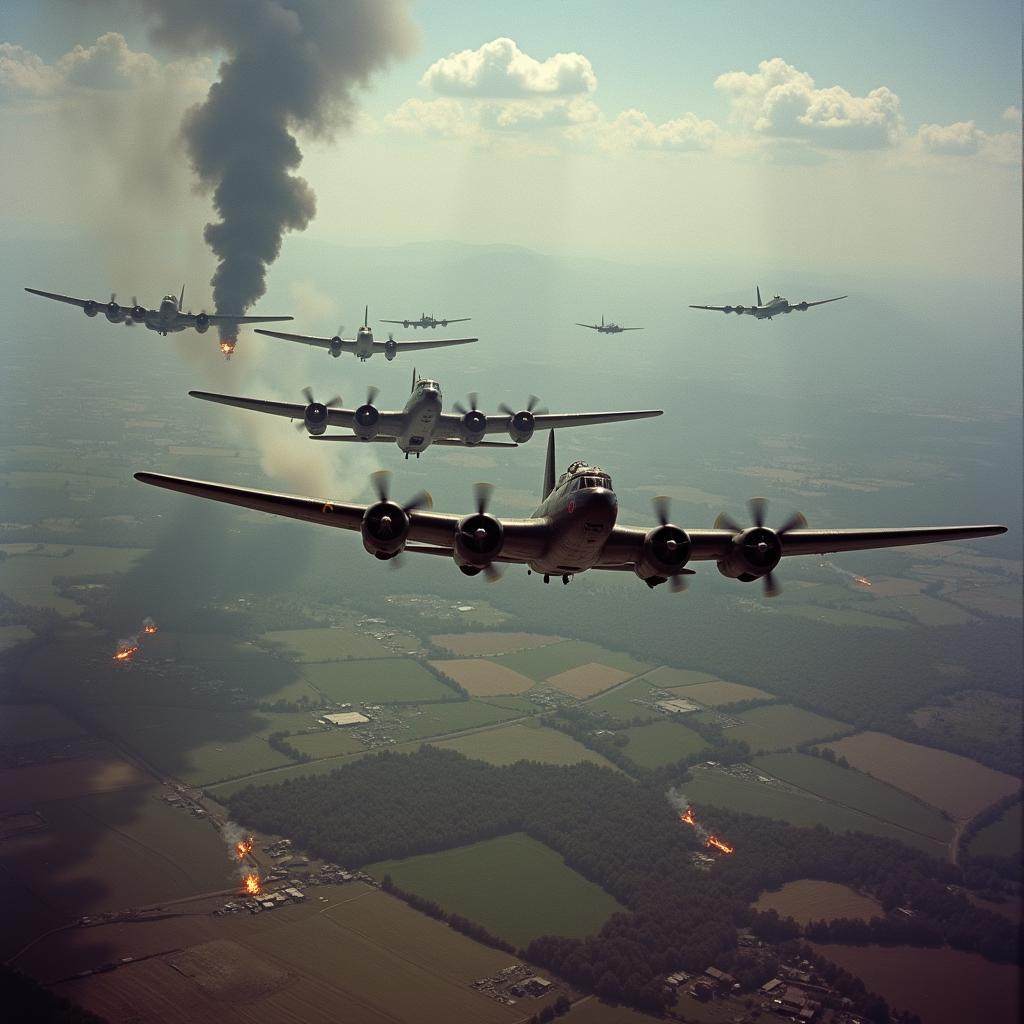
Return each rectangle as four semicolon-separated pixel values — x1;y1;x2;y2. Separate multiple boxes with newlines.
142;617;159;635
706;835;734;855
236;836;254;861
243;873;261;896
113;641;139;662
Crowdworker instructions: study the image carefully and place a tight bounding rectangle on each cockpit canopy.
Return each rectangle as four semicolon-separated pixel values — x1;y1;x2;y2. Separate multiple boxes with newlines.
560;461;612;490
415;378;440;391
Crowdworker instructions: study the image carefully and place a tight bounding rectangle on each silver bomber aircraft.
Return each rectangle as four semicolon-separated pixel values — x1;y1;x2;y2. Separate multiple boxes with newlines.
255;306;476;362
576;315;643;334
690;286;847;319
24;286;292;350
380;313;471;329
135;431;1006;590
189;369;663;459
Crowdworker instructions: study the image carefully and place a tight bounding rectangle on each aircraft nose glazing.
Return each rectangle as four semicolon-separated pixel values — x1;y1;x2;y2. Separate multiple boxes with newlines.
575;487;617;523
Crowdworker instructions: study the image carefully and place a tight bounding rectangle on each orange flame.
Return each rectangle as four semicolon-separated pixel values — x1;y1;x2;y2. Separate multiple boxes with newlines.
243;872;261;896
113;644;139;662
143;623;158;635
680;806;697;827
853;576;872;588
236;836;254;861
706;835;734;855
220;340;236;358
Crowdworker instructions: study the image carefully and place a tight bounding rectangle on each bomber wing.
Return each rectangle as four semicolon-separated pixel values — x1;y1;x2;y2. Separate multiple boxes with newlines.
188;390;406;436
25;286;104;311
521;409;662;431
133;473;552;563
796;295;847;309
189;313;293;325
575;323;601;330
371;336;478;353
688;304;733;313
254;328;355;351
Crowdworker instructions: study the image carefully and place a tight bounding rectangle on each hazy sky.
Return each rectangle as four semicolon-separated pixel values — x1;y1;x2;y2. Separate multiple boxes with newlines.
1;0;1020;280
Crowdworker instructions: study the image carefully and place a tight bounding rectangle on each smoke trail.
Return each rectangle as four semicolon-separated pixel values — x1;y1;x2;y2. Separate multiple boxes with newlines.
666;786;708;840
135;0;418;335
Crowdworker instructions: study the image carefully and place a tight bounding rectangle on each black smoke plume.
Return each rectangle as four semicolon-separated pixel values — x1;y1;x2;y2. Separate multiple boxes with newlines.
135;0;416;335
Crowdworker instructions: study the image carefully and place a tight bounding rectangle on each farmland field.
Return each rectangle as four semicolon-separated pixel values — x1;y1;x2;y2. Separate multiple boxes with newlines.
430;632;563;656
638;666;719;689
0;544;149;616
261;626;393;661
808;943;1020;1024
432;722;616;769
910;690;1023;750
301;658;453;704
0;756;149;812
684;768;949;856
42;884;525;1024
391;699;525;740
819;732;1019;819
429;658;536;695
585;677;663;722
870;594;976;627
968;802;1023;860
727;704;851;754
547;663;632;698
0;702;85;744
754;879;882;924
366;832;626;948
289;731;366;760
619;721;709;769
752;753;954;845
671;679;776;706
775;604;908;631
492;640;652;683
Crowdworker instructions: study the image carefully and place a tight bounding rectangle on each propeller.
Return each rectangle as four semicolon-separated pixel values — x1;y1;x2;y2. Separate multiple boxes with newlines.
366;471;432;569
714;497;807;597
453;392;480;416
467;481;501;581
652;495;689;592
295;386;341;431
498;395;548;417
364;385;380;407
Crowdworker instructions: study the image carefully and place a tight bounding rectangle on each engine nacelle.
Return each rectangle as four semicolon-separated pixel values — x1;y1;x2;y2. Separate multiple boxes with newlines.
361;500;410;559
83;300;98;318
795;301;809;311
194;313;210;333
441;319;448;327
722;306;734;314
453;512;504;572
633;524;692;585
716;526;782;582
507;410;535;444
354;404;380;440
384;339;397;361
105;302;124;323
130;304;146;323
304;402;330;436
461;410;487;446
734;305;746;315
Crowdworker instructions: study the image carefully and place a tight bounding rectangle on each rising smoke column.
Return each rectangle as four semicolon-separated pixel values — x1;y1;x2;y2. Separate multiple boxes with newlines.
135;1;417;336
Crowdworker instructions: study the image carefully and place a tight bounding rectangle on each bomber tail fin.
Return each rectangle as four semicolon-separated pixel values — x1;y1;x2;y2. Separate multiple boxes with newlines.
364;304;369;328
179;284;185;310
411;366;417;392
756;285;762;306
542;430;556;500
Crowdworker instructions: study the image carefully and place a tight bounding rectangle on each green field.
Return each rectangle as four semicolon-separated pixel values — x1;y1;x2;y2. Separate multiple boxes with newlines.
432;722;616;769
911;690;1023;749
727;704;851;754
289;731;367;759
366;832;626;948
392;699;525;741
638;666;719;689
301;658;453;704
752;753;953;844
0;703;85;745
100;705;316;784
685;769;949;857
968;802;1023;860
619;720;709;769
492;640;652;682
585;677;663;722
262;625;403;662
0;544;149;616
777;605;908;631
871;594;976;627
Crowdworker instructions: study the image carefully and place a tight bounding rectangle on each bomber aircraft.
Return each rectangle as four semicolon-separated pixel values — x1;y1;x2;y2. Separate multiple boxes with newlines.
189;370;663;459
24;286;292;355
135;431;1006;591
380;312;471;329
255;307;476;362
576;315;643;334
690;286;847;319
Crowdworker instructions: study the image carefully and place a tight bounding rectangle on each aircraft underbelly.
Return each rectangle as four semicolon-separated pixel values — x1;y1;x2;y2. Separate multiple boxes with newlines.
528;497;616;574
398;399;439;452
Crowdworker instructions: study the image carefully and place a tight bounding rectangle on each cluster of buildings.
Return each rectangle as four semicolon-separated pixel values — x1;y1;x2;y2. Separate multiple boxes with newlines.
471;964;555;1006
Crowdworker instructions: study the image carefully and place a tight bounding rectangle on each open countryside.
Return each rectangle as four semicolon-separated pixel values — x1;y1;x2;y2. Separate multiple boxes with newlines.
727;704;851;754
755;879;882;925
429;658;536;695
430;632;564;656
366;832;626;949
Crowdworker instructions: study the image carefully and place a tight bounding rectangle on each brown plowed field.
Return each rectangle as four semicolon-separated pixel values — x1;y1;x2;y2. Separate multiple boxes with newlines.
547;663;632;698
672;679;774;705
0;757;149;812
429;659;536;695
754;879;881;925
430;632;563;656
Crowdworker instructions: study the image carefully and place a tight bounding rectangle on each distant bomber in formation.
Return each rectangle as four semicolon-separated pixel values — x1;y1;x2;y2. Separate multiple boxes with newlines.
190;369;663;459
576;315;643;334
256;307;476;362
380;312;471;329
136;431;1006;591
690;286;847;320
24;286;292;353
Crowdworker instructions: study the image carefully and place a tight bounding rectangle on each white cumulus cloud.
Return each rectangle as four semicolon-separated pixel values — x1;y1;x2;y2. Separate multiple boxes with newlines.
584;109;719;152
715;57;903;149
917;120;986;155
422;37;596;97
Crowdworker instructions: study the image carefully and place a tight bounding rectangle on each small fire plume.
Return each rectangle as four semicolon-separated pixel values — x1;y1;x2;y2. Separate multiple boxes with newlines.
236;835;254;861
219;339;237;359
243;872;261;896
820;560;873;590
113;640;139;662
853;575;872;588
142;616;159;635
706;835;735;855
680;805;697;827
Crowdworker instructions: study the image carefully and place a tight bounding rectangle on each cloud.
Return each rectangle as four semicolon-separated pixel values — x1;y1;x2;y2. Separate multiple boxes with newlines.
422;37;596;97
715;57;903;149
1002;105;1021;123
917;120;985;155
385;97;481;139
580;108;719;152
